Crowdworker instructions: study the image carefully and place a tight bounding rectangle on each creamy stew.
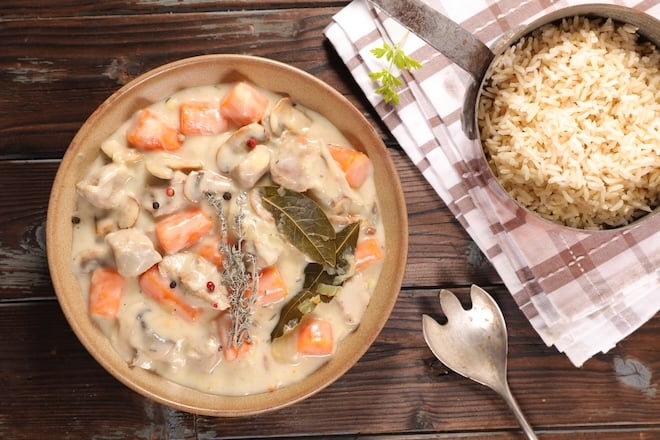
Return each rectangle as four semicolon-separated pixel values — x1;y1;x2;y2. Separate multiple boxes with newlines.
71;81;385;395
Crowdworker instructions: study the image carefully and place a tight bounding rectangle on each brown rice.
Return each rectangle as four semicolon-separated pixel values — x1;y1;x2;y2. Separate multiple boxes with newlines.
478;16;659;229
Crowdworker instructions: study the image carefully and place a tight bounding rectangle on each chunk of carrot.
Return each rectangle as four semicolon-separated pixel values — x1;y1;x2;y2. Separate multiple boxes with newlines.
126;109;182;151
89;268;126;318
296;318;334;356
216;312;252;362
255;266;288;306
155;208;214;255
354;237;384;271
179;101;230;135
138;265;202;321
327;145;372;189
192;234;224;268
220;82;269;127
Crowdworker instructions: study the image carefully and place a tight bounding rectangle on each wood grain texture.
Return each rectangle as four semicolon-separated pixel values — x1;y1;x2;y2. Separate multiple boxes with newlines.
1;2;658;439
1;290;658;439
0;0;351;19
0;7;384;159
0;303;197;440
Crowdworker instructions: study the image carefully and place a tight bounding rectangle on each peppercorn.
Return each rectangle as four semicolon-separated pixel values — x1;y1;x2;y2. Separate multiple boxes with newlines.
152;201;160;210
222;192;232;201
169;280;177;289
246;137;257;149
166;187;175;197
71;216;81;224
206;281;215;292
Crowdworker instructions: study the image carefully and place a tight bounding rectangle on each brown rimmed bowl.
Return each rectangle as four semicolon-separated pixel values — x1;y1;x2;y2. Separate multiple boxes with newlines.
46;54;408;416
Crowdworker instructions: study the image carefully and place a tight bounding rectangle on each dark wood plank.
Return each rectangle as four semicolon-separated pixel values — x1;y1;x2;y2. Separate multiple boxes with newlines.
0;161;53;301
0;301;197;440
193;286;660;436
1;287;657;438
0;8;388;159
272;431;660;439
3;2;658;438
1;1;350;19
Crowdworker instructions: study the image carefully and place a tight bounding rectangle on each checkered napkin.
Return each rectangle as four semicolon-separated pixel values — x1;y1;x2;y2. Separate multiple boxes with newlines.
325;0;660;367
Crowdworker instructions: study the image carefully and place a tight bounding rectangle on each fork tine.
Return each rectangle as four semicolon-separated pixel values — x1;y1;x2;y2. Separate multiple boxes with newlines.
469;285;494;309
469;284;508;341
438;289;464;318
422;314;448;358
470;285;505;320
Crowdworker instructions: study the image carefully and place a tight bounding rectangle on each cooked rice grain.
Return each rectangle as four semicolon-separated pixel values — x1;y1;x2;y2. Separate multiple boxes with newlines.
478;16;659;229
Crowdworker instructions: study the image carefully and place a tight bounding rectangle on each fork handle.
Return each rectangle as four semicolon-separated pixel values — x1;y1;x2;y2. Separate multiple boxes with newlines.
500;383;538;440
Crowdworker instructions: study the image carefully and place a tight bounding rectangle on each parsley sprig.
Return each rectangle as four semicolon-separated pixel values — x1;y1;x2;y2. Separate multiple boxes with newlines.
368;35;422;105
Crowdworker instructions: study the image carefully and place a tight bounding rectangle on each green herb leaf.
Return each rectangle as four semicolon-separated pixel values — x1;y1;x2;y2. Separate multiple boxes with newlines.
270;222;361;340
270;263;333;339
333;221;360;276
261;186;336;267
370;45;389;58
369;32;422;105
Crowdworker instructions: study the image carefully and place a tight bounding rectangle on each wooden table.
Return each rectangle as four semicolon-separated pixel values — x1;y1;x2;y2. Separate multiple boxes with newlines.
1;2;658;439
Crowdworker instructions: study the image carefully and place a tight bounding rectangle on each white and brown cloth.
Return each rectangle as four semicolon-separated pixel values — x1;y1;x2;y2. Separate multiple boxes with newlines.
325;0;659;367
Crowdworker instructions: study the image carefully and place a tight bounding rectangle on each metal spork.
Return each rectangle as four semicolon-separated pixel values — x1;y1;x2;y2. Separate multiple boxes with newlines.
422;285;538;439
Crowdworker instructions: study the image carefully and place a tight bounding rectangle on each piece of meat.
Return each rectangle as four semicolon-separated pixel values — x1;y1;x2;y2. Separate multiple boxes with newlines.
76;163;131;210
270;135;328;193
231;144;271;189
106;228;162;277
158;252;230;310
142;171;192;218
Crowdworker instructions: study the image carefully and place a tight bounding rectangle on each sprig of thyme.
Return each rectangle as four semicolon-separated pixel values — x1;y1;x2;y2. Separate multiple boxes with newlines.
368;33;422;105
206;191;258;349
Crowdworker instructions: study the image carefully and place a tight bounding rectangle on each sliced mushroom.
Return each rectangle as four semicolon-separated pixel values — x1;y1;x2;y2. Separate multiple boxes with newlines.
95;216;116;236
159;252;230;310
94;194;140;235
183;170;233;203
145;152;203;180
216;122;268;173
225;122;268;150
265;97;312;137
125;306;176;368
73;245;112;274
117;194;140;229
76;163;131;210
106;228;162;277
143;171;191;218
136;310;176;360
230;144;271;189
101;139;143;164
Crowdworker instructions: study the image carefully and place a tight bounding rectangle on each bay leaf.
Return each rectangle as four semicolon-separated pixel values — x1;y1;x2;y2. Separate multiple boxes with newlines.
333;221;360;276
270;222;361;340
270;263;332;339
261;186;336;267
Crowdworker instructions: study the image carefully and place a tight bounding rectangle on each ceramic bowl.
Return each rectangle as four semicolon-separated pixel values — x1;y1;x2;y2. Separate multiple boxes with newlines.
47;54;408;416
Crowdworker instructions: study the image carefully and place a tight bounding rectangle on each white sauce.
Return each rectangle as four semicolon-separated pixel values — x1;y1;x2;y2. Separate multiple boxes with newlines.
71;83;384;396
